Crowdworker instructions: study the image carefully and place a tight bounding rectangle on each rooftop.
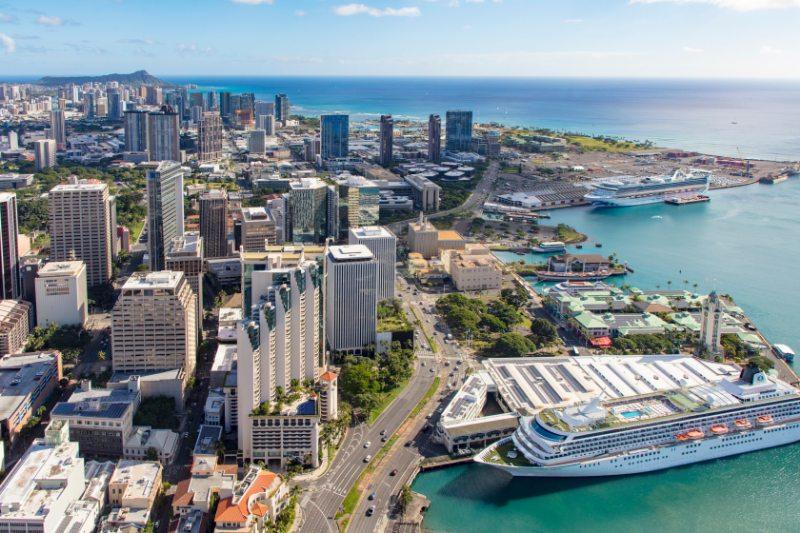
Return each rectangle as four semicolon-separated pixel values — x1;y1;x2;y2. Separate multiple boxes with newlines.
50;180;107;193
123;271;184;290
109;460;162;502
0;352;60;421
166;232;202;257
38;261;85;277
52;385;139;421
327;244;374;262
350;226;394;240
193;424;223;456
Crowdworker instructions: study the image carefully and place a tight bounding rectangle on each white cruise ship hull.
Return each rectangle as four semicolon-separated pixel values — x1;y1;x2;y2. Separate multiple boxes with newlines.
586;186;708;207
476;423;800;477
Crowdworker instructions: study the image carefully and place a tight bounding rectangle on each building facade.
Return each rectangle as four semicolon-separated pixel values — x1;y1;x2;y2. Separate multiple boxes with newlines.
199;189;228;259
34;139;57;170
165;233;204;339
124;110;149;154
0;299;30;356
147;107;181;162
445;110;474;152
320;114;349;160
146;161;185;271
198;112;223;162
428;114;442;163
325;245;377;352
348;226;396;301
379;114;393;167
286;178;337;244
0;193;19;300
35;261;88;327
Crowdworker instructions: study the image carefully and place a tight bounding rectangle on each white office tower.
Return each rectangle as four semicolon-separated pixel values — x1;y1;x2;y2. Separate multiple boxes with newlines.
248;129;267;155
48;179;114;287
325;245;377;353
112;271;197;376
348;226;396;301
237;250;324;464
35;261;88;327
256;114;276;136
700;291;724;354
34;139;57;170
0;421;86;533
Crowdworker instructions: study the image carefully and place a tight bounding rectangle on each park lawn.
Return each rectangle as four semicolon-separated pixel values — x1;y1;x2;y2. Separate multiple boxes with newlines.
564;134;642;153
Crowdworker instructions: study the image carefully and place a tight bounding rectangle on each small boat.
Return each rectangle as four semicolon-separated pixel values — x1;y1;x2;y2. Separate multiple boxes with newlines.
676;433;689;441
595;243;603;248
756;415;774;425
734;419;752;430
575;244;583;249
773;343;796;363
710;424;729;435
686;429;704;440
533;241;567;253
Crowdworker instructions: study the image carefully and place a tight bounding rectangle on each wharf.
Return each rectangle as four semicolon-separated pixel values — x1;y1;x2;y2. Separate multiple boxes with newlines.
420;455;475;472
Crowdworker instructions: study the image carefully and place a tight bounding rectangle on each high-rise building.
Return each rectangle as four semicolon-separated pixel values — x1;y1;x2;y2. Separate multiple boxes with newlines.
240;92;255;117
48;179;114;287
275;93;289;123
124;109;149;153
348;226;396;301
427;114;442;162
325;245;377;352
303;137;320;163
34;139;57;170
379;114;393;167
286;178;337;243
320;114;349;160
0;193;19;300
239;207;276;252
256;114;276;135
248;129;267;155
50;108;66;150
445;110;473;152
337;175;380;231
83;92;95;119
107;89;123;120
35;261;88;327
219;91;232;121
146;161;185;271
145;85;163;106
205;91;217;111
254;100;275;119
700;291;724;354
147;106;181;162
112;271;197;375
165;233;204;339
237;248;323;462
198;112;223;162
199;189;228;259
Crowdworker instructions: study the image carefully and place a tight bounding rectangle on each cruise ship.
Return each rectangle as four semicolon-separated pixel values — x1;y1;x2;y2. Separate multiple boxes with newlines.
474;356;800;477
584;170;711;207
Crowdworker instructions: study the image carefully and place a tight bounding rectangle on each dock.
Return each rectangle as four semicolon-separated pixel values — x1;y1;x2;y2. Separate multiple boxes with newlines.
665;195;710;205
419;455;475;472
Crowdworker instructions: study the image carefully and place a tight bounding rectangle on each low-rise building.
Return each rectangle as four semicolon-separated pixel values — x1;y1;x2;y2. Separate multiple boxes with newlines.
442;245;501;292
0;351;62;445
211;344;237;388
0;299;31;356
205;389;226;426
0;173;34;190
123;426;179;464
214;467;290;533
547;254;613;273
106;460;163;528
35;261;88;327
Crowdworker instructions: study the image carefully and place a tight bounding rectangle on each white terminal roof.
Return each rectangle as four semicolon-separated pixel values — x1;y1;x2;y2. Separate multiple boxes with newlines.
38;261;85;277
484;355;743;415
328;244;374;262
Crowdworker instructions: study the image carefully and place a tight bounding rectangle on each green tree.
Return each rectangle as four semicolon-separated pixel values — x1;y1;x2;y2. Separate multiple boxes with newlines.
530;318;558;347
145;447;158;461
489;333;536;358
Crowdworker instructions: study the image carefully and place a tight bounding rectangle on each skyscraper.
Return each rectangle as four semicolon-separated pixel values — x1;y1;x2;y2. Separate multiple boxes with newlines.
147;106;181;162
146;161;185;271
50;108;66;151
198;112;223;162
107;89;123;120
199;189;228;259
239;207;276;252
205;91;217;111
320;114;349;160
337;175;380;231
286;178;337;243
445;110;473;152
248;129;267;155
427;114;442;162
48;179;114;287
348;226;397;301
165;233;204;339
0;193;20;300
379;114;393;167
219;91;232;121
325;245;377;353
256;114;276;135
124;110;149;153
83;93;95;119
112;271;197;375
275;93;289;123
33;139;57;170
254;100;275;119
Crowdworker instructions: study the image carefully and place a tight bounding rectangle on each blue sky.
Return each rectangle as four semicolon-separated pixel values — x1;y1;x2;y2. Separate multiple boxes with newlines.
0;0;798;77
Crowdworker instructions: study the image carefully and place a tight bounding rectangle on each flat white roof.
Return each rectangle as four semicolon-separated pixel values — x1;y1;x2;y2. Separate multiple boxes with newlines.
350;226;394;240
123;271;183;290
328;244;374;262
38;261;85;277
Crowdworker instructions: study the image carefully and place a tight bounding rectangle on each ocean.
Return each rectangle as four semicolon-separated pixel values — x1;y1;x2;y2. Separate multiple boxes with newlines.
415;179;800;533
164;76;800;161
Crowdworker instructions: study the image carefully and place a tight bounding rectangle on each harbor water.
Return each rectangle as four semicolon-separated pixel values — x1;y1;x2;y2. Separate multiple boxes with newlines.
414;179;800;533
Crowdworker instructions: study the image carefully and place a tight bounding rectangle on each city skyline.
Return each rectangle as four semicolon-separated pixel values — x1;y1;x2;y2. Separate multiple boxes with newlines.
0;0;797;78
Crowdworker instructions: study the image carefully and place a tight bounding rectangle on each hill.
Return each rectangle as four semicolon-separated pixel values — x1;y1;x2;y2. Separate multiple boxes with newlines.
36;70;171;87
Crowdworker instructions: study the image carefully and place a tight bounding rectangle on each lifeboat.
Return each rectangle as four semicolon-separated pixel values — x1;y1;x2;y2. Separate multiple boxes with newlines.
676;433;689;441
756;415;774;425
710;424;729;435
686;429;704;440
734;419;751;430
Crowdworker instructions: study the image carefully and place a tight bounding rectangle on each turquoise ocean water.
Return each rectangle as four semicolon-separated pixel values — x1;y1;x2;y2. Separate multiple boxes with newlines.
414;179;800;533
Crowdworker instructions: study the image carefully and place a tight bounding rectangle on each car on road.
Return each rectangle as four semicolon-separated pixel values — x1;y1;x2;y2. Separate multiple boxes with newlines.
366;506;375;516
381;436;388;442
380;429;387;436
390;469;398;476
405;441;414;447
364;455;372;462
369;492;377;500
364;441;371;448
429;368;435;373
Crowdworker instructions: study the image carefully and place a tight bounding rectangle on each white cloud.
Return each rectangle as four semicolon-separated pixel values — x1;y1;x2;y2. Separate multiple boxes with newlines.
0;32;15;53
682;45;704;53
760;44;782;54
295;10;307;16
36;15;64;26
230;0;274;4
563;18;583;23
177;43;214;54
630;0;800;11
333;4;422;17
